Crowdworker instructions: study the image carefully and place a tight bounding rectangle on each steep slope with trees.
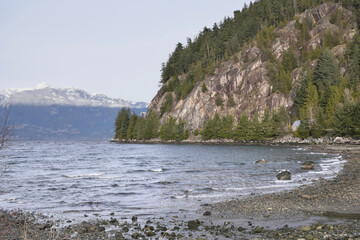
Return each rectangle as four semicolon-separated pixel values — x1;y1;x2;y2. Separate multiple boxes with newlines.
116;1;360;141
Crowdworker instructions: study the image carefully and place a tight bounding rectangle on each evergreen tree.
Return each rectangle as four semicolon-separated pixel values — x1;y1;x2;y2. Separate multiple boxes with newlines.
313;49;341;107
220;115;234;139
126;113;138;139
114;108;131;139
248;112;262;140
160;93;173;117
282;50;298;73
333;102;355;136
134;116;146;140
143;111;160;140
226;96;236;107
160;116;176;140
202;82;208;92
215;96;223;107
234;113;249;141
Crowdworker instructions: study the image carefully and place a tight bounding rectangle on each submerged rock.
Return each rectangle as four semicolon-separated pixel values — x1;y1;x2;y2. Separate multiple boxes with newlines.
276;171;291;180
203;211;211;216
302;161;315;170
255;159;268;164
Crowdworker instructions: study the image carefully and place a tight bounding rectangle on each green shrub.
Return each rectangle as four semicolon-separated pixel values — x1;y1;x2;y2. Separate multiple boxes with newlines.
215;96;223;106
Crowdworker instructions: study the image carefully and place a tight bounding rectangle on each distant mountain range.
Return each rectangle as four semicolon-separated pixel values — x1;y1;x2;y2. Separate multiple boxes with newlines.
0;83;148;139
0;82;148;109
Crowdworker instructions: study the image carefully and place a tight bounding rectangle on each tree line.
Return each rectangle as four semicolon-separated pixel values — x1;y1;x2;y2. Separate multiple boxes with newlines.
114;108;188;141
200;108;290;141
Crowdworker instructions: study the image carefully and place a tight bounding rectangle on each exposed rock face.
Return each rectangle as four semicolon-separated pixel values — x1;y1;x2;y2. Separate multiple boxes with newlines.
148;3;356;130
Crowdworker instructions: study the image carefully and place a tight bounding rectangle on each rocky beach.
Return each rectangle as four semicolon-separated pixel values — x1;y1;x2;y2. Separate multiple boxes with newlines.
0;143;359;239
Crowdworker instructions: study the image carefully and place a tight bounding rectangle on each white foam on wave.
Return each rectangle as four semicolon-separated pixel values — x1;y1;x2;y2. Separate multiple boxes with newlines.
0;197;16;202
98;175;123;180
290;156;345;183
306;152;329;155
224;187;246;191
150;168;163;172
294;147;308;151
63;173;105;178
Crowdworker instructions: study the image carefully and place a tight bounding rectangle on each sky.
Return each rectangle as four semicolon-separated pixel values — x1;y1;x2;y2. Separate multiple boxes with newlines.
0;0;250;102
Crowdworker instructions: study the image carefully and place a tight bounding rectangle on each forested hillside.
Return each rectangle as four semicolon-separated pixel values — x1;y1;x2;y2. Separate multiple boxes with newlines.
160;0;359;86
115;0;360;141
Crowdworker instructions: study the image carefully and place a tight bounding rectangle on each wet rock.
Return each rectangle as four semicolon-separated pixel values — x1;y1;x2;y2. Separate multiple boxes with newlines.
115;232;124;240
78;227;88;234
145;231;156;237
70;232;79;238
109;218;118;224
188;219;201;230
203;211;211;216
131;232;139;239
96;226;105;232
156;225;167;231
302;161;315;170
39;223;51;230
253;226;264;233
131;216;138;222
255;159;268;164
300;194;316;200
276;171;291;180
301;225;312;232
169;232;176;239
238;226;245;231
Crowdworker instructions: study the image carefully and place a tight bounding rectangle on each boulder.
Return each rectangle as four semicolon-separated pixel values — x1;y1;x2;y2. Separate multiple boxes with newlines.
301;225;312;232
255;159;268;164
276;171;291;180
187;219;201;230
333;137;350;144
302;161;315;170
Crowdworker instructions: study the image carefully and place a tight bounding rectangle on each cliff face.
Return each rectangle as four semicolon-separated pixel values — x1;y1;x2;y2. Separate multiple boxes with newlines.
148;3;357;130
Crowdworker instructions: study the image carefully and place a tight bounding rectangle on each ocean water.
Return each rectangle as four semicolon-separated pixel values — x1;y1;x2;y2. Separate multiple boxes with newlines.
0;140;344;220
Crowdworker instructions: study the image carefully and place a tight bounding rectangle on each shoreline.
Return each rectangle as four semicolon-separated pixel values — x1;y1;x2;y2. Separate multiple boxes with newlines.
1;144;360;239
110;135;360;146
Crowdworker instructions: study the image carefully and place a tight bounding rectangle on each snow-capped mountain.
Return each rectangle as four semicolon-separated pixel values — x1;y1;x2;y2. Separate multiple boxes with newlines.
0;83;148;139
0;83;148;108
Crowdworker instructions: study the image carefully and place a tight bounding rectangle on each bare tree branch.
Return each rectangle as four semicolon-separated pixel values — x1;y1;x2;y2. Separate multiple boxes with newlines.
0;106;13;150
0;106;13;177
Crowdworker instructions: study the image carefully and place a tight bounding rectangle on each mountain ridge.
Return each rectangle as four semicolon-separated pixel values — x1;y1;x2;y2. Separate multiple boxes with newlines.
1;83;148;139
0;82;148;109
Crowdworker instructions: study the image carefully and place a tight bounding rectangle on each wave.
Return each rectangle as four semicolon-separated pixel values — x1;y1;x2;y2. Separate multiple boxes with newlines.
306;152;329;155
154;180;177;185
62;173;104;179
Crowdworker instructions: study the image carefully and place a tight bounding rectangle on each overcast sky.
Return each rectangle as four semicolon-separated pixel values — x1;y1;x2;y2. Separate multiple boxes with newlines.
0;0;250;102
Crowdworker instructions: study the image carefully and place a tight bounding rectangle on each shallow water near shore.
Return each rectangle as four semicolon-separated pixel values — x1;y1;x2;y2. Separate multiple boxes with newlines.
0;140;345;222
